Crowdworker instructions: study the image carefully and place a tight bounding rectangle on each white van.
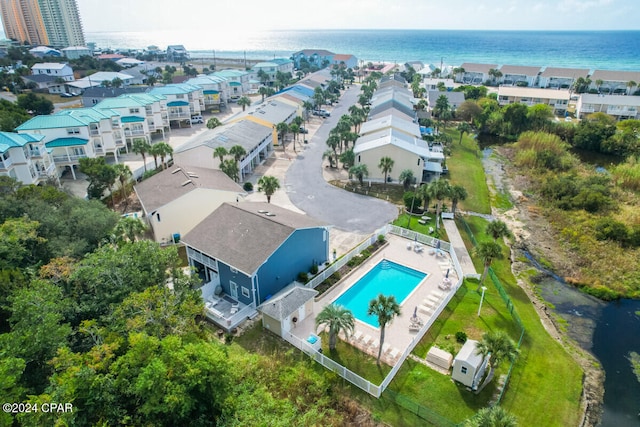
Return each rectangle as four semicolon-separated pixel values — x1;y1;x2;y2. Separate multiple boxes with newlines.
190;115;204;124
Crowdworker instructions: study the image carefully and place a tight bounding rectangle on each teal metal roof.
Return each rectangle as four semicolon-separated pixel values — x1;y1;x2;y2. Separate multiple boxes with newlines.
121;116;145;123
96;97;146;109
149;85;190;95
0;131;44;153
167;100;189;107
212;69;248;78
203;90;219;95
229;81;242;87
45;137;88;148
16;115;90;131
186;76;226;86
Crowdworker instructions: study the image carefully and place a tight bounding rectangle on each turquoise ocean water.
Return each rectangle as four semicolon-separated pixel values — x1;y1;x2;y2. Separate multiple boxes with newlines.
86;29;640;71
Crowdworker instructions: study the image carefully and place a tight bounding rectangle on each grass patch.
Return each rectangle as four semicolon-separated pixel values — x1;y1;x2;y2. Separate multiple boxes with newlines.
445;129;491;214
392;213;449;241
457;215;583;426
331;180;407;205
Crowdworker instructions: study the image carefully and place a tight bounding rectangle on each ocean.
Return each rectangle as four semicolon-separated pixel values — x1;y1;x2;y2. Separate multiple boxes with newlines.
85;29;640;71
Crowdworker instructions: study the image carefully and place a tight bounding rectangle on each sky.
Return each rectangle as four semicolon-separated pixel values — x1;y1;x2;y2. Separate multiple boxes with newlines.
75;0;639;33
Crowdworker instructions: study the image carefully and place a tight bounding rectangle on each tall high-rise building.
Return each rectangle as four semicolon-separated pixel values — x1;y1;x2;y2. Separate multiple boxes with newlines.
0;0;85;48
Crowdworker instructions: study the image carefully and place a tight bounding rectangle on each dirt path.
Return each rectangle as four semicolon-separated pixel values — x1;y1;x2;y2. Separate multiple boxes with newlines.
481;147;604;427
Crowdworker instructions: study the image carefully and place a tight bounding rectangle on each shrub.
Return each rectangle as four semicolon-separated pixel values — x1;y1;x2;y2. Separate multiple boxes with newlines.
297;272;309;283
310;264;318;275
455;331;467;343
243;181;253;191
224;333;234;344
377;234;386;243
403;191;422;212
594;219;629;243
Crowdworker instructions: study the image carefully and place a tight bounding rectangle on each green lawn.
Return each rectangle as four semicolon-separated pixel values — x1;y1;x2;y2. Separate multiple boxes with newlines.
445;129;492;214
392;213;449;242
458;216;584;426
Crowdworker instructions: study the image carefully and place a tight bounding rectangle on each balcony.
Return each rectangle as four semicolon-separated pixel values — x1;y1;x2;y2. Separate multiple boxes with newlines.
28;148;42;157
124;130;146;137
580;106;596;113
607;106;637;116
52;153;87;164
169;111;190;120
37;163;56;178
89;129;100;136
0;158;13;169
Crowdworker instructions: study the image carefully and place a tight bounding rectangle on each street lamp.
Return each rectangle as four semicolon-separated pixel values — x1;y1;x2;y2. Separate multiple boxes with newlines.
477;286;487;316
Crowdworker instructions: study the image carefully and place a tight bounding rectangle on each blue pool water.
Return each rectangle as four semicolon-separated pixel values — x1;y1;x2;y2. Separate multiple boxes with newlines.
333;260;427;328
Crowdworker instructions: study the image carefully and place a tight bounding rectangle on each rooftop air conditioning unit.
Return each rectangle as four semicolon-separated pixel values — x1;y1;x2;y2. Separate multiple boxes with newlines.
181;180;192;186
172;167;182;174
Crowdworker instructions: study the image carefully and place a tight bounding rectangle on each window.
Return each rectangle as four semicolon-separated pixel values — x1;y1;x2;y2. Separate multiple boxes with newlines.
461;366;467;374
129;108;139;114
241;286;250;298
156;213;161;222
417;158;421;165
67;128;80;135
176;94;184;99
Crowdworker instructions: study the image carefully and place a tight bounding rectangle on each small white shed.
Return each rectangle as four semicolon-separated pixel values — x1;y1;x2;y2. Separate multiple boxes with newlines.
259;285;318;337
426;346;453;370
451;340;485;388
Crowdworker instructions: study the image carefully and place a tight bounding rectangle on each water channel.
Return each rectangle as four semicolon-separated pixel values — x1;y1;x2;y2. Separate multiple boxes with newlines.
479;140;640;425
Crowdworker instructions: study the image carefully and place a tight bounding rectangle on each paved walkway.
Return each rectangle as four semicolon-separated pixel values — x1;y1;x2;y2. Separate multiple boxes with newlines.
442;217;478;278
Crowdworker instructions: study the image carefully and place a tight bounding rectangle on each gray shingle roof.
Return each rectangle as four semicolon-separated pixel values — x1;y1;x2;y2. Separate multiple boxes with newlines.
175;119;272;154
259;285;318;321
134;164;243;213
182;202;327;275
539;67;590;79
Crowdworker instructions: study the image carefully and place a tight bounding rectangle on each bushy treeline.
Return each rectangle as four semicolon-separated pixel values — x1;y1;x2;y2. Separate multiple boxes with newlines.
0;180;358;426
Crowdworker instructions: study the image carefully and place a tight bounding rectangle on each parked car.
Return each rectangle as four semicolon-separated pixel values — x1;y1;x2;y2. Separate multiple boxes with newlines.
299;127;309;134
313;109;330;118
60;92;75;98
190;115;204;124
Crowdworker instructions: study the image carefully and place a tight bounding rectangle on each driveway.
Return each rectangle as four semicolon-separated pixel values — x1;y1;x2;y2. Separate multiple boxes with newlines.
286;85;399;234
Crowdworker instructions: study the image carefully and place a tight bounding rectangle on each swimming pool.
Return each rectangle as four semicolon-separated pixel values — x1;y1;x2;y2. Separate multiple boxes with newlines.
333;259;427;328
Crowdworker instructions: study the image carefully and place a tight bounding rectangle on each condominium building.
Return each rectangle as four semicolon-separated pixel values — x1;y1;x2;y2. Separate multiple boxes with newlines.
0;0;85;47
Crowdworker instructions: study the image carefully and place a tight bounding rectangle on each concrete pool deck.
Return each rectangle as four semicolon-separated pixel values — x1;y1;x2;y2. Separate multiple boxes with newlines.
291;233;459;365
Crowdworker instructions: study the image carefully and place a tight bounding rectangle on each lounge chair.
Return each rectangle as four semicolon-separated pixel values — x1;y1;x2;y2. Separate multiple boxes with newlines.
382;343;391;353
418;304;433;315
407;242;412;250
352;330;363;342
362;335;372;346
389;348;400;359
418;219;426;225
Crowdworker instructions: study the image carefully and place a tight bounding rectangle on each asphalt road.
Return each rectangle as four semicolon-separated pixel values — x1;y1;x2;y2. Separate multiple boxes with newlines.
286;85;399;234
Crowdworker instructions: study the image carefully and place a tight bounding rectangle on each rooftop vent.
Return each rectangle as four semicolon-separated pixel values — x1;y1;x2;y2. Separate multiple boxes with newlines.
181;180;192;186
187;172;199;178
172;167;182;174
257;210;268;214
265;212;276;217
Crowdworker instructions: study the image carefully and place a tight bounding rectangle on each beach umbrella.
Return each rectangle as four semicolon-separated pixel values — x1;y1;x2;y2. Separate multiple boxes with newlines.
413;306;418;318
446;268;450;278
436;240;441;250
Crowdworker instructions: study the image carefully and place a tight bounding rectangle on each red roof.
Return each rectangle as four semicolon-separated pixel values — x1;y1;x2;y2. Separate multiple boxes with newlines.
97;54;125;60
333;54;354;61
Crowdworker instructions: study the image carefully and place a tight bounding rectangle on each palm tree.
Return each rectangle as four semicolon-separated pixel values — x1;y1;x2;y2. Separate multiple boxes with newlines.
465;405;518;427
486;220;512;242
367;294;401;365
627;80;637;95
449;185;468;216
229;145;246;162
257;69;270;86
349;164;369;186
289;123;300;152
206;118;222;129
213;146;228;164
452;67;465;82
131;139;151;172
323;149;336;168
398;169;415;190
220;159;239;182
426;179;452;230
258;86;270;102
476;330;519;369
237;96;251;111
378;156;394;188
595;79;604;93
326;133;340;167
257;175;280;203
315;304;355;351
113;163;132;211
302;101;314;122
276;122;289;150
488;68;502;85
149;143;161;170
151;142;173;170
457;122;472;145
475;241;504;288
113;216;147;244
